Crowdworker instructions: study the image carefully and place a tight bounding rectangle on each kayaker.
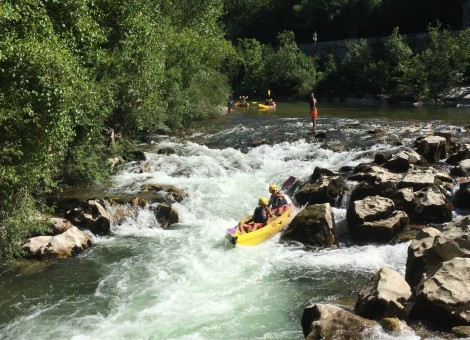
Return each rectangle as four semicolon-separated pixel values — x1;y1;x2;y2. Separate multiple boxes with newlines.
238;197;273;234
268;184;288;215
309;91;318;132
227;92;234;113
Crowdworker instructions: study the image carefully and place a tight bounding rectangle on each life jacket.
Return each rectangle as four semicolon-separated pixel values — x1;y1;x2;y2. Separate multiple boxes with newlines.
253;206;268;224
269;193;287;208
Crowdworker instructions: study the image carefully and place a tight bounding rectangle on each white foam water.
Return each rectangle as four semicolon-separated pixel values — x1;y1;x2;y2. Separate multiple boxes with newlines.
1;136;418;340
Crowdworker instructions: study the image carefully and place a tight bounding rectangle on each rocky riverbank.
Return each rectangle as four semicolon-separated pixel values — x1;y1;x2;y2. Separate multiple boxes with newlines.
286;131;470;338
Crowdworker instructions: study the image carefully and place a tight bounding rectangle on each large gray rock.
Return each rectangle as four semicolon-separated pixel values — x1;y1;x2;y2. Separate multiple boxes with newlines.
355;267;412;320
391;188;415;213
281;203;337;247
411;257;470;328
405;227;442;287
453;180;470;209
150;203;179;228
349;180;397;203
23;227;93;260
451;159;470;177
64;199;111;235
411;186;453;223
383;149;424;173
398;172;435;191
349;165;402;183
406;216;470;288
294;168;343;206
347;195;395;227
354;211;409;242
49;217;72;235
301;304;376;340
140;184;188;203
416;135;447;162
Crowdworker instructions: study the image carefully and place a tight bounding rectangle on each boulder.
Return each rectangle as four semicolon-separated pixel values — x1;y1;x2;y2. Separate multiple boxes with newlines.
453;180;470;210
301;304;376;340
140;184;188;203
451;159;470;177
349;180;397;204
383;149;424;173
406;217;470;288
452;326;470;338
411;257;470;328
150;203;179;228
349;165;402;183
398;172;435;191
384;300;409;320
64;199;111;235
354;211;410;242
48;217;73;235
391;188;415;214
381;317;412;334
416;135;447;162
281;203;337;247
411;186;453;223
294;168;343;206
446;146;470;165
405;227;441;287
346;196;395;227
355;267;412;320
23;227;93;260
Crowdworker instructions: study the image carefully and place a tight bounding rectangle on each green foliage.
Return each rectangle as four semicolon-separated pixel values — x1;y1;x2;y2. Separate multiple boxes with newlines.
0;189;51;262
0;0;232;261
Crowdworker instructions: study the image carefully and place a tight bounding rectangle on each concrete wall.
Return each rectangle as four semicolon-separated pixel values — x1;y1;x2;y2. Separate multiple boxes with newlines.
299;31;461;60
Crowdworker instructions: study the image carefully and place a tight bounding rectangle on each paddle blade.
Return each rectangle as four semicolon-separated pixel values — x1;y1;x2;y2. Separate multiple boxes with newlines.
281;176;297;190
227;227;237;235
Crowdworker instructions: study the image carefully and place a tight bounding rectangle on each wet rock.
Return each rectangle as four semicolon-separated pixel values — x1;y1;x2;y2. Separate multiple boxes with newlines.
157;147;176;155
398;172;434;191
406;216;470;288
416;135;447;162
49;217;72;235
411;257;470;328
384;300;409;320
23;226;93;260
347;195;395;227
294;168;343;207
453;180;470;209
450;159;470;177
374;152;391;165
383;149;424;173
64;199;111;236
355;267;412;320
391;188;415;213
281;203;337;247
446;146;470;165
140;184;188;203
381;317;411;334
349;180;397;203
128;150;146;161
411;186;452;223
389;224;427;245
301;304;376;340
405;227;442;287
349;165;402;183
354;211;410;242
150;203;179;228
452;326;470;338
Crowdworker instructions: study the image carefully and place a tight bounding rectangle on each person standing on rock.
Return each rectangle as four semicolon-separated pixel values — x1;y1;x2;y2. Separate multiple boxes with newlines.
309;91;318;133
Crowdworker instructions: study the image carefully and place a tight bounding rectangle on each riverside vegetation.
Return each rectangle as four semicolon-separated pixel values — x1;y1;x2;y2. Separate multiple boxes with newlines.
1;0;470;261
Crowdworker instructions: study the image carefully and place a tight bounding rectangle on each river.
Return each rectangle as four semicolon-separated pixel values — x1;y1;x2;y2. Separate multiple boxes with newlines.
1;102;469;339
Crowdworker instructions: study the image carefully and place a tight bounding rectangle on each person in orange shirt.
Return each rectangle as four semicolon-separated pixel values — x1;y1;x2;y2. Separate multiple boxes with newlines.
309;91;318;133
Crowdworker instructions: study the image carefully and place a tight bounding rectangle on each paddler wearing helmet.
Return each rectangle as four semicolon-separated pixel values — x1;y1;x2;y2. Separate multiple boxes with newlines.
268;184;288;215
238;197;274;234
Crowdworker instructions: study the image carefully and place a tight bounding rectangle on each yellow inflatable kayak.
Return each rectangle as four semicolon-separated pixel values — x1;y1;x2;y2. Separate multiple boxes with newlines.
258;103;276;109
226;203;296;246
235;102;249;107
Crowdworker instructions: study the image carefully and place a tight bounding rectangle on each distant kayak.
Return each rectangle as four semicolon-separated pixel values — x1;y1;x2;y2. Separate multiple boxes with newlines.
235;102;249;107
258;102;276;109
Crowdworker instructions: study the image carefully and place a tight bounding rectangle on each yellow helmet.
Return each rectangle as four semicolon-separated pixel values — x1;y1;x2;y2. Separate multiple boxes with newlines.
259;197;269;205
269;184;278;192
